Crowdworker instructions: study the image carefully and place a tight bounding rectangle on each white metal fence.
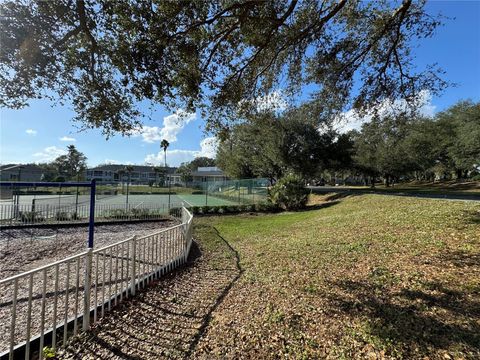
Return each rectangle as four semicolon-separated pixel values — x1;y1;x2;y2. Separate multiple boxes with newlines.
0;207;194;359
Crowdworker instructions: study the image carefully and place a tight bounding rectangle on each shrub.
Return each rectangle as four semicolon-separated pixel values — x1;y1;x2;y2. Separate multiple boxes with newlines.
191;206;200;214
218;205;229;214
254;202;279;212
131;208;150;218
208;206;219;214
55;211;70;221
192;190;204;195
268;175;308;210
168;207;181;216
227;205;240;213
19;211;45;223
106;209;128;219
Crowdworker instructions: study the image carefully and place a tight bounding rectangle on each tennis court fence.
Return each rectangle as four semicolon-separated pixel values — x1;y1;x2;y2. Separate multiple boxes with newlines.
0;202;185;226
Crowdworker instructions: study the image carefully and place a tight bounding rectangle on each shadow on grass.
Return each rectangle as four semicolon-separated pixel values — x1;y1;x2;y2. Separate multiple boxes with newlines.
302;200;341;212
462;209;480;225
436;249;480;269
304;192;360;212
327;278;480;356
58;230;243;359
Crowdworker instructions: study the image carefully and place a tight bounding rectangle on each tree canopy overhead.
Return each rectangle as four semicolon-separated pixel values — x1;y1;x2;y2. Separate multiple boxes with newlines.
0;0;446;136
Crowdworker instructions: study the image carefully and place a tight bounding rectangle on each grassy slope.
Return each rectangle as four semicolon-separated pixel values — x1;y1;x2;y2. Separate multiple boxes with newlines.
193;194;480;359
326;181;480;196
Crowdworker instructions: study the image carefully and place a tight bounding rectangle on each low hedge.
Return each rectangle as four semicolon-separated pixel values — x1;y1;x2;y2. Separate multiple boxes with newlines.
19;211;45;223
105;208;166;219
129;191;177;195
186;202;280;216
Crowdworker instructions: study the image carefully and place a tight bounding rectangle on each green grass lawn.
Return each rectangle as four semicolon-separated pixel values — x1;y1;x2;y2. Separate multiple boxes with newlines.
324;180;480;197
193;194;480;359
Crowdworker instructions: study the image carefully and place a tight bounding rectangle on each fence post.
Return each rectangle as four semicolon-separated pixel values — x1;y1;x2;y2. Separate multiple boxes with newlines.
205;177;208;206
131;235;137;296
83;248;93;330
88;179;96;248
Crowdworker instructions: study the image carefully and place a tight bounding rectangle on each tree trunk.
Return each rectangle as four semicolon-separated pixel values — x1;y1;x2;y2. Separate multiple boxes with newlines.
385;174;390;187
456;169;462;180
371;176;375;189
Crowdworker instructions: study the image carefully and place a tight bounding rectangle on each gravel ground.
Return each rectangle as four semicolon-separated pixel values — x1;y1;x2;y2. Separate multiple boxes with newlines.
0;220;183;355
56;228;239;359
0;221;177;279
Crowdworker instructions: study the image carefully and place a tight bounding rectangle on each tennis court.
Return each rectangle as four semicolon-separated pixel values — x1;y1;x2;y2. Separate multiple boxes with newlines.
5;193;238;207
0;193;240;223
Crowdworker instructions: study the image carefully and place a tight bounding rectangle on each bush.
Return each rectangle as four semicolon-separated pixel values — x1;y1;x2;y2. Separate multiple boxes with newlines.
208;206;218;214
131;208;150;218
168;207;181;216
192;190;204;195
191;206;200;214
19;211;45;223
55;211;70;221
268;175;308;210
106;209;128;219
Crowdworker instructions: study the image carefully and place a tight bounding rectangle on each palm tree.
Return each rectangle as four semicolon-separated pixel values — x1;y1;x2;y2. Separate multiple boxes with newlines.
160;139;169;168
160;139;169;185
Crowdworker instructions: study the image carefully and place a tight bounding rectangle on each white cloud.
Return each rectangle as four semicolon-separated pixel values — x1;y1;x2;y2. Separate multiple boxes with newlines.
132;109;196;143
335;90;436;133
25;129;37;136
59;136;76;142
198;137;218;158
33;146;67;162
144;137;218;166
238;90;288;114
255;91;288;112
104;159;120;165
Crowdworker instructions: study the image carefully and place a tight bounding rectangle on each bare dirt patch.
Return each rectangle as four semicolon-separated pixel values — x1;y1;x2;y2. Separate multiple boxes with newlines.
56;227;239;360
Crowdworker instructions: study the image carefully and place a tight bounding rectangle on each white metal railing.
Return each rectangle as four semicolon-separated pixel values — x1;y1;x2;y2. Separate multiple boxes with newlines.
0;207;193;359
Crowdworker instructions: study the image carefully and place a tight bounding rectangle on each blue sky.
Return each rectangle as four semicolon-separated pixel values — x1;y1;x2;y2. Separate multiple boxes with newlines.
1;0;479;167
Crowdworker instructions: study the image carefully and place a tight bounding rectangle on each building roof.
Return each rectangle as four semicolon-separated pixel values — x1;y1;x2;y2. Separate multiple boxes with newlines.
87;164;177;174
191;169;225;177
0;164;44;172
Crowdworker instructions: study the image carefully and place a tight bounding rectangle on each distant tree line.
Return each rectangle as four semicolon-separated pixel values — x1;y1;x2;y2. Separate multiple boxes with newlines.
36;145;87;182
216;100;480;186
177;157;216;183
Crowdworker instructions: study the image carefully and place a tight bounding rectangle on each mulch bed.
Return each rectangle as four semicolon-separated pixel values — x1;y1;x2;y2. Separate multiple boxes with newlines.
0;221;177;279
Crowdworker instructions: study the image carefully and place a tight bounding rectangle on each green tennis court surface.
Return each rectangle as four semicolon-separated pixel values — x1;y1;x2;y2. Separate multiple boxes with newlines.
10;193;239;207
